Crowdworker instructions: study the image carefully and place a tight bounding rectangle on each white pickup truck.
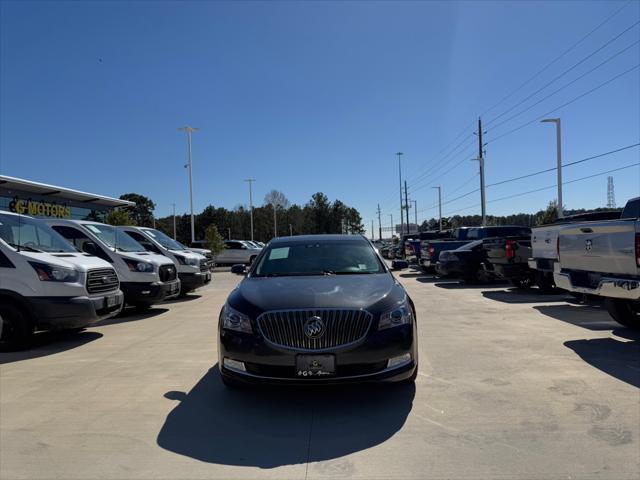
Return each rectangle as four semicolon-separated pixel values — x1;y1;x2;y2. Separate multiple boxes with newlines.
554;197;640;328
528;211;621;292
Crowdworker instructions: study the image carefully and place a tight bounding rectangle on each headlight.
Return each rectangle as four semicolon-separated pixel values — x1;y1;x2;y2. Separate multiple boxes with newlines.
123;259;154;273
29;262;79;283
175;254;199;266
222;304;253;333
378;300;413;330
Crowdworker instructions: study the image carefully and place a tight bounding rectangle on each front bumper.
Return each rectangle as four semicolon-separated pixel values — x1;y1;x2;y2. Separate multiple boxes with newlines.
219;324;416;385
554;270;640;300
30;290;124;330
120;279;181;305
179;271;212;292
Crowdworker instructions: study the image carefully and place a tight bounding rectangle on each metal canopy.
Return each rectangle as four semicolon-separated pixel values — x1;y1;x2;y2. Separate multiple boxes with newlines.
0;175;135;208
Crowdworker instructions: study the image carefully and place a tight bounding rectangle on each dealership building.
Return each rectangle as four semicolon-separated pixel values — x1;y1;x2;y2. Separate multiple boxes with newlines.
0;175;134;221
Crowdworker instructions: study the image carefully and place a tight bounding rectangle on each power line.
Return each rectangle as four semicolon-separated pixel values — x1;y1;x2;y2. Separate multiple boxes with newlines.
480;0;634;118
487;63;640;144
489;39;640;132
486;19;640;127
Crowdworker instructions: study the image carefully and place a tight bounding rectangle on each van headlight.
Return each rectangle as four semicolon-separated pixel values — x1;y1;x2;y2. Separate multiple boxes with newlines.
29;262;79;283
175;254;199;266
123;259;154;273
378;301;413;330
222;304;253;333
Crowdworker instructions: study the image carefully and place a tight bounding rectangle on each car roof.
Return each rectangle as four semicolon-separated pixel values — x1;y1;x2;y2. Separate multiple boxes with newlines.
270;234;368;245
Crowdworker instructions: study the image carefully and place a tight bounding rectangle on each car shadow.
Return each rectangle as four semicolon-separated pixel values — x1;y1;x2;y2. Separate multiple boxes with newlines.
162;294;202;305
0;331;102;364
564;334;640;388
157;366;415;468
533;304;615;331
97;307;169;327
434;281;504;289
482;289;570;304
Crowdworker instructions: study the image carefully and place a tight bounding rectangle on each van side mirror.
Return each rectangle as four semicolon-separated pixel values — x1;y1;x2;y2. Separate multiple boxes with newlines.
231;264;247;275
82;241;100;256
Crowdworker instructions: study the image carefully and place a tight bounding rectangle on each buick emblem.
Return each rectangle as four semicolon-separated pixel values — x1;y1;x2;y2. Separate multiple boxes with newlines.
585;239;592;251
303;316;325;339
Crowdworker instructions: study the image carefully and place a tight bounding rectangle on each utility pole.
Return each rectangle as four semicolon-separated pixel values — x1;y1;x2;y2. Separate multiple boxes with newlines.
412;200;417;230
472;117;487;226
376;204;382;241
244;179;255;241
432;186;442;231
228;227;231;240
396;152;404;236
404;180;410;234
389;214;393;238
273;204;278;237
541;118;563;218
371;220;375;241
289;224;293;236
178;126;198;244
172;203;176;239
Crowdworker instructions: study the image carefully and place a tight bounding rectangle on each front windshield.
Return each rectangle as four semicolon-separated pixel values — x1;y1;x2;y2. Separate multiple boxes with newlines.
142;228;185;250
254;240;385;277
84;223;145;252
0;214;76;253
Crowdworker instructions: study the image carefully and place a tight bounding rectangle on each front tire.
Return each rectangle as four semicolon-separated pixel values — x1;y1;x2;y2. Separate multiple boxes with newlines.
0;303;34;351
510;277;533;289
605;299;640;329
535;272;556;293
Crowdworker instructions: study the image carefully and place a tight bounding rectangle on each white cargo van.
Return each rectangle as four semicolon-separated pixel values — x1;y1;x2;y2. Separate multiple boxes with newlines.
119;226;211;295
0;211;124;348
46;220;181;310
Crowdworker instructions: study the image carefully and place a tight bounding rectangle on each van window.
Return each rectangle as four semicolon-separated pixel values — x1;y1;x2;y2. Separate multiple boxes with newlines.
123;230;164;255
0;214;76;253
51;225;112;262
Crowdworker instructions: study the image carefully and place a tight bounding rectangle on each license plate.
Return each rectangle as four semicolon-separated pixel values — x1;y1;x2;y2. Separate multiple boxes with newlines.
296;355;335;377
105;295;119;308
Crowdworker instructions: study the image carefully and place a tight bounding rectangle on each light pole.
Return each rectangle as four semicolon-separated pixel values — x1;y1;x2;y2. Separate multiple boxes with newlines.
273;204;278;237
432;186;442;231
396;152;404;236
289;224;293;236
178;126;198;244
472;156;486;226
244;179;255;240
172;203;176;239
389;214;393;238
541;118;563;218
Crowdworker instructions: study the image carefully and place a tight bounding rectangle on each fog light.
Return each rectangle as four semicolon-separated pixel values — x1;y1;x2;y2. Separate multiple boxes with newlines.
223;357;246;372
387;353;411;368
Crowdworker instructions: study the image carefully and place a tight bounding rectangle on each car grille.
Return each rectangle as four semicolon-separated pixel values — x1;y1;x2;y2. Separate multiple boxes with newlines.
159;264;177;282
86;268;119;294
257;309;373;350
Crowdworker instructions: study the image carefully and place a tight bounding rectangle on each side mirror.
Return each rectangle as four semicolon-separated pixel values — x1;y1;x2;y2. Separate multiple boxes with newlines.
391;260;409;270
231;264;247;275
82;241;100;256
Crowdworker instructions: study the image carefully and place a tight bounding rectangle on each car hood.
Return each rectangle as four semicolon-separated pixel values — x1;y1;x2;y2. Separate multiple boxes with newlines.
229;273;404;315
19;251;113;272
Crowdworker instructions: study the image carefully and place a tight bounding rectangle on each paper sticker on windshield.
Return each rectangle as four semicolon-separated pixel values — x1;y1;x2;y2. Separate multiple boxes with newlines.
86;225;102;234
269;247;290;260
358;264;367;270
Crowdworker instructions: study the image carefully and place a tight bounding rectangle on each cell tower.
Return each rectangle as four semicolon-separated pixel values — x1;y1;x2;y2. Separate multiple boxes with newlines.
606;176;616;208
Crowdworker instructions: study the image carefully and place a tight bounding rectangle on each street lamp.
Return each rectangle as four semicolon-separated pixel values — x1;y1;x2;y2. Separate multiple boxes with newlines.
244;179;255;241
541;118;563;218
396;152;404;236
178;126;199;244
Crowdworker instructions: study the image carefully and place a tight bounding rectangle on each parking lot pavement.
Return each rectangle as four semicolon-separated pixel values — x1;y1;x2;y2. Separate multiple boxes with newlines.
1;269;639;480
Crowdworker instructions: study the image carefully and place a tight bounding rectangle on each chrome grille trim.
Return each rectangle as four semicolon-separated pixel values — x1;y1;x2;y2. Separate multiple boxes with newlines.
86;268;119;294
257;309;373;351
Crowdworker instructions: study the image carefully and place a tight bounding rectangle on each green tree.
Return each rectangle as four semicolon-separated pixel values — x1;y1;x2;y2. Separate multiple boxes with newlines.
105;209;136;226
536;200;559;226
204;224;225;256
119;193;156;227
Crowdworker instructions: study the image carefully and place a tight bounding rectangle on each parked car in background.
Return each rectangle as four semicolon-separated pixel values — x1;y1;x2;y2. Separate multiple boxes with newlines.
528;210;621;292
244;240;263;249
177;241;215;271
554;197;640;329
0;212;124;349
120;227;211;295
436;240;493;283
47;220;180;310
214;240;262;266
421;226;530;272
482;228;533;289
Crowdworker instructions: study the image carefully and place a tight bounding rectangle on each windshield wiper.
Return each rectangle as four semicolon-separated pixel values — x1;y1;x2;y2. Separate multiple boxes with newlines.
7;242;43;252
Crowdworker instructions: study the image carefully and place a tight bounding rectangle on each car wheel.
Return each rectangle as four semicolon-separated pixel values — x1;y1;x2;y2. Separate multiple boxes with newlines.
535;272;556;293
510;277;533;289
605;299;640;329
0;303;34;351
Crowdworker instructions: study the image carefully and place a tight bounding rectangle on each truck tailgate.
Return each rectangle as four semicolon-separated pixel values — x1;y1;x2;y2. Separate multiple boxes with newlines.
559;220;639;276
531;225;558;260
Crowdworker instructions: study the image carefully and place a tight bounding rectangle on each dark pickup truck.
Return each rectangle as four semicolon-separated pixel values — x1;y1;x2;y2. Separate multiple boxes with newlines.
482;230;533;288
421;226;531;272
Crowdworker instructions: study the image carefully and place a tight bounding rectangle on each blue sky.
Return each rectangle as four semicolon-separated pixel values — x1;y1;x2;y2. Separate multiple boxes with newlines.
1;0;639;237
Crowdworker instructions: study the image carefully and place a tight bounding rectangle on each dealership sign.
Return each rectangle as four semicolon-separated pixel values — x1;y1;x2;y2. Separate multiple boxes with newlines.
8;197;71;218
